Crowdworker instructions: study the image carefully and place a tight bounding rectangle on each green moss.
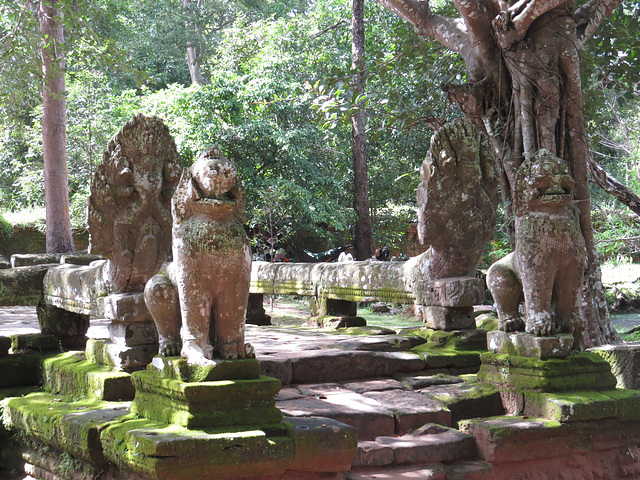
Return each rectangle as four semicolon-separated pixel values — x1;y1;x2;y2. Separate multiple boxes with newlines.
0;353;46;388
478;352;618;393
4;392;130;464
102;418;295;480
524;390;619;422
130;371;283;429
458;415;563;440
336;326;397;336
412;344;484;369
42;351;133;401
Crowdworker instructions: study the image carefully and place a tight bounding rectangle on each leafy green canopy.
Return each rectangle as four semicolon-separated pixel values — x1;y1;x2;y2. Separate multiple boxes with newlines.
0;0;638;259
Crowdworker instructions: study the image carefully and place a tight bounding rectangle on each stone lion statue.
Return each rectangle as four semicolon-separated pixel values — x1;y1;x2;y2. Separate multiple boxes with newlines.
144;147;253;362
486;149;586;345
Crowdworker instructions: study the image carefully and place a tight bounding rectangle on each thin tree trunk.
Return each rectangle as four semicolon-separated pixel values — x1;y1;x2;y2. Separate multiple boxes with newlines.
182;0;205;85
351;0;372;261
39;0;74;254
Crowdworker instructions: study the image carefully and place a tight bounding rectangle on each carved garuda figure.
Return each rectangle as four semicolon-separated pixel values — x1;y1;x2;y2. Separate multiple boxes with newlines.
408;118;499;302
145;146;253;363
87;114;182;292
487;149;586;346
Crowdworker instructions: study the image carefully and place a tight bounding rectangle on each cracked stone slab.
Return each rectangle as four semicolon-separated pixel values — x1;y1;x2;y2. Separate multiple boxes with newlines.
363;389;451;434
277;390;395;441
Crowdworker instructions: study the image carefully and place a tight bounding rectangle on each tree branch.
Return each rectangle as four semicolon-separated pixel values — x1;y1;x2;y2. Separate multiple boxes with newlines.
588;155;640;217
574;0;623;46
310;18;349;39
375;0;470;54
493;0;572;49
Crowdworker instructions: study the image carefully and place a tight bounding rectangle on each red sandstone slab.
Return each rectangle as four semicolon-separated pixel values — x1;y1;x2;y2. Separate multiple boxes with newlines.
275;387;304;401
363;390;451;434
347;465;446;479
335;335;413;351
375;430;477;465
290;350;425;384
342;378;407;394
258;353;294;385
277;391;395;441
352;441;395;467
394;373;464;389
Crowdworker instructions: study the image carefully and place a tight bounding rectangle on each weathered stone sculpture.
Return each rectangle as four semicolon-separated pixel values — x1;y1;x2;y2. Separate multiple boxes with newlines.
87;114;182;293
145;146;253;362
408;119;499;328
414;118;499;280
487;149;586;344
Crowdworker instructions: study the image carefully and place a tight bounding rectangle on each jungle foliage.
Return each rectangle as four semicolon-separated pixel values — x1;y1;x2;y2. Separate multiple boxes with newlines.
0;0;638;259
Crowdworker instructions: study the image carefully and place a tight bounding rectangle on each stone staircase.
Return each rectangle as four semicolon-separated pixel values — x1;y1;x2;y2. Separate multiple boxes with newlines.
3;324;640;479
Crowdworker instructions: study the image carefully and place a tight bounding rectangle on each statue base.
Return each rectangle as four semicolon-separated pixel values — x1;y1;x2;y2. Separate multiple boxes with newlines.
478;351;618;393
416;305;476;330
486;331;573;360
477;349;640;422
86;338;157;372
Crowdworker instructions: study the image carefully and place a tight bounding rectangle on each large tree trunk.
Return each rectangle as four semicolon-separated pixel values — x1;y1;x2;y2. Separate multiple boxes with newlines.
377;0;623;345
351;0;372;261
39;0;74;254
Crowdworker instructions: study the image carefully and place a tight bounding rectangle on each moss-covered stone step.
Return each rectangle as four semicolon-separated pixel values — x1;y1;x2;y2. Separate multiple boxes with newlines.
130;369;283;429
523;388;640;422
3;392;130;466
412;345;485;370
422;382;503;424
101;416;357;480
148;355;262;382
0;353;46;388
42;351;134;401
478;352;618;392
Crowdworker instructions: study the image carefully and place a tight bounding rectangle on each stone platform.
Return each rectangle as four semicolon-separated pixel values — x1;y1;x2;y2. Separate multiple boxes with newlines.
2;310;640;479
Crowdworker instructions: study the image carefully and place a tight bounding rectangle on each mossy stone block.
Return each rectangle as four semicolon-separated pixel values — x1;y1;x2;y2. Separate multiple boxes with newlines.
148;355;261;382
43;351;134;401
523;390;618;422
0;353;44;388
478;352;618;392
425;382;503;423
102;418;295;480
0;264;53;306
426;329;488;351
4;392;130;465
131;370;283;428
412;345;483;369
487;331;573;359
10;334;60;352
0;336;10;356
600;388;640;420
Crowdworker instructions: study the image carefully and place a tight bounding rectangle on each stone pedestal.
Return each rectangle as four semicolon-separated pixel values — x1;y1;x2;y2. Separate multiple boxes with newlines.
116;356;358;479
477;331;640;421
415;276;483;331
487;331;573;360
308;296;366;329
90;292;158;371
246;293;271;325
417;305;475;330
131;357;283;429
37;299;89;350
